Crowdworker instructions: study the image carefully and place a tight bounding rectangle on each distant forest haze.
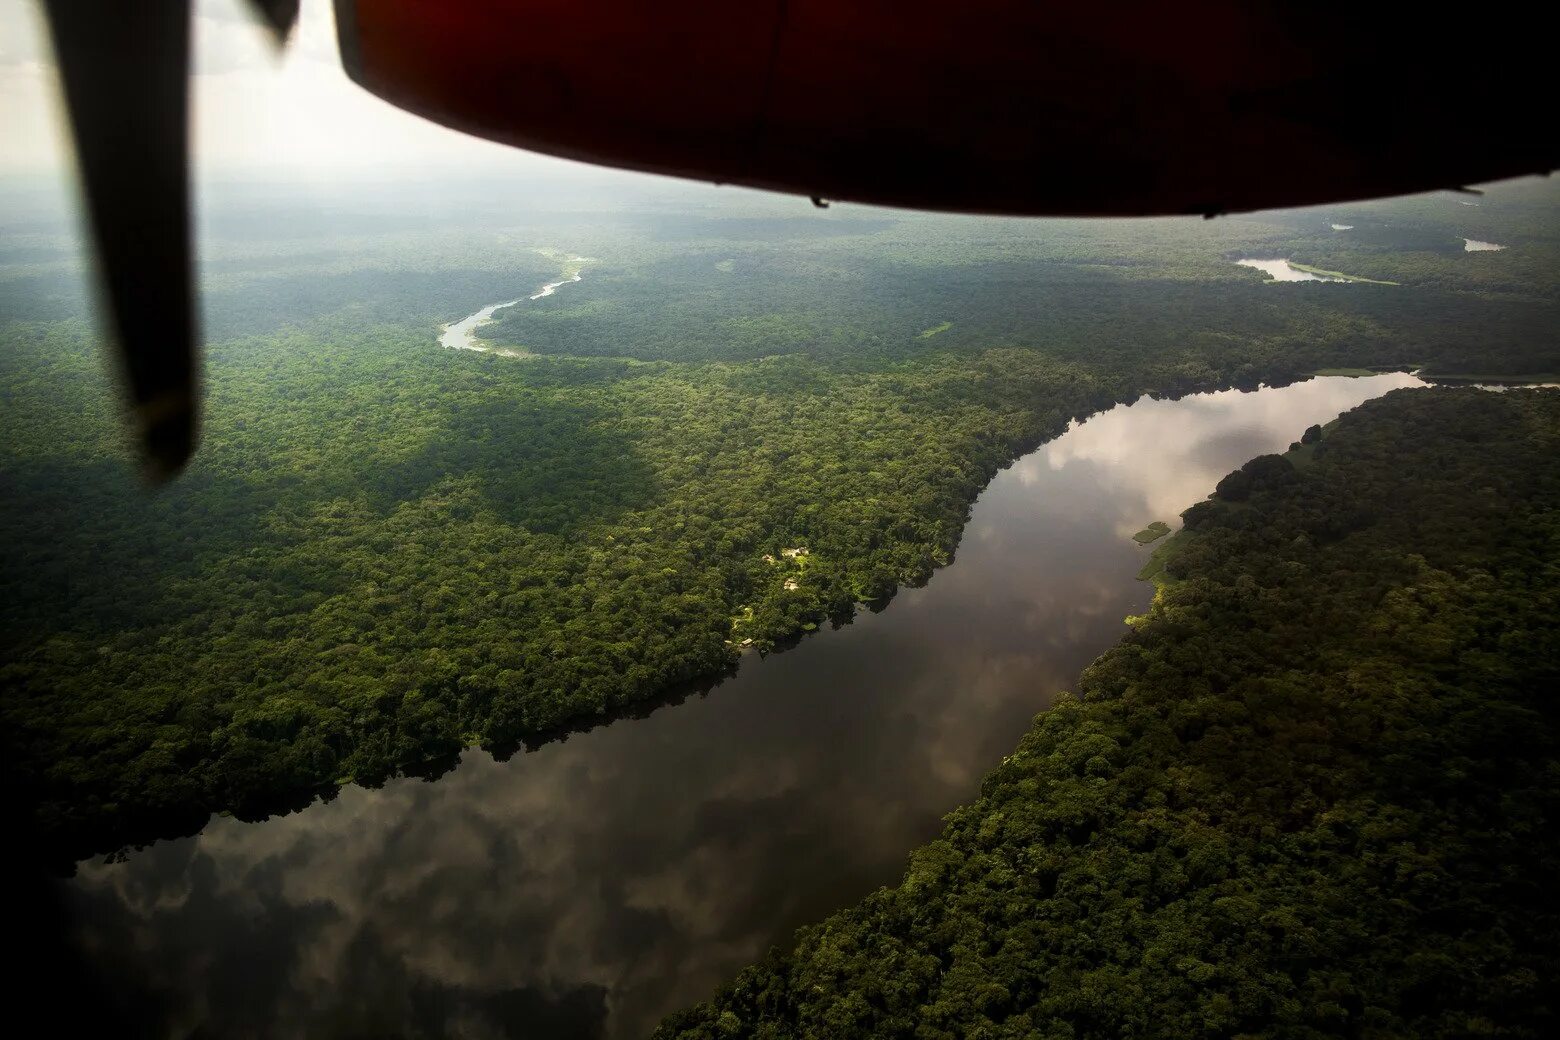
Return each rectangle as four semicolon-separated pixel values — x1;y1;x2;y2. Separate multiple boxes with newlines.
2;167;1557;1036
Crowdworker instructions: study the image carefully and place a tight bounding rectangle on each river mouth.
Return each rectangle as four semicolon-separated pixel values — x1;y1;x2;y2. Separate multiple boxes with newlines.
58;374;1425;1039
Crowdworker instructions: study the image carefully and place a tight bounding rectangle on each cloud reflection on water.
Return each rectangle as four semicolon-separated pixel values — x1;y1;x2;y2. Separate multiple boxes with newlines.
66;374;1423;1038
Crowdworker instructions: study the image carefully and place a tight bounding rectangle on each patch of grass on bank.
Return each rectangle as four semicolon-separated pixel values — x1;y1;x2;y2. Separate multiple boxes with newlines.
1135;531;1182;585
1132;521;1171;544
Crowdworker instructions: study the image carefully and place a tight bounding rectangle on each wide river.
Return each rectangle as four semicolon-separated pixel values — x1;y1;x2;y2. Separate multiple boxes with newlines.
59;373;1423;1037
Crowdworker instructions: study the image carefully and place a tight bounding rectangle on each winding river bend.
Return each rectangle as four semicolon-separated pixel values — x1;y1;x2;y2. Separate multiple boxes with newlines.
60;374;1424;1038
439;256;594;355
1236;258;1345;282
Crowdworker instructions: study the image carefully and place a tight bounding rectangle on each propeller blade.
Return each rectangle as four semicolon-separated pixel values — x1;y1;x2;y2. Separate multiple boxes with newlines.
41;0;197;482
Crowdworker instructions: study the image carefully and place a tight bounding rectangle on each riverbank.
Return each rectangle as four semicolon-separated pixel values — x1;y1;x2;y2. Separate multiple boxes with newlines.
56;376;1429;1039
661;386;1560;1039
7;360;1433;874
1235;257;1398;284
438;250;594;355
1287;261;1399;284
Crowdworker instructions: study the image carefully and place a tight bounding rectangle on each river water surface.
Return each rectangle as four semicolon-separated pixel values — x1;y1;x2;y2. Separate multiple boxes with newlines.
439;258;593;355
1235;258;1346;282
60;373;1423;1038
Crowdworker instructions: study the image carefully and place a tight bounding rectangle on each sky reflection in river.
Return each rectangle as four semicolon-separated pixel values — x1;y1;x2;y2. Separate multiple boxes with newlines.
62;373;1422;1039
1235;257;1345;282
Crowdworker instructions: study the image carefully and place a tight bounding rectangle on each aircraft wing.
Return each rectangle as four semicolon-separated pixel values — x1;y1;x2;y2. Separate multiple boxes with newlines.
40;0;1558;478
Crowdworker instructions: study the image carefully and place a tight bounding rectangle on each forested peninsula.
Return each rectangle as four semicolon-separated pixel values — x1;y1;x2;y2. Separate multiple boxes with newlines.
3;184;1557;866
658;387;1560;1039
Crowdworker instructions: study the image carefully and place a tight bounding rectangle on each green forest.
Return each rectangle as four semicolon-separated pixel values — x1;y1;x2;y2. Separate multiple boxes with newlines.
659;387;1560;1039
2;180;1557;864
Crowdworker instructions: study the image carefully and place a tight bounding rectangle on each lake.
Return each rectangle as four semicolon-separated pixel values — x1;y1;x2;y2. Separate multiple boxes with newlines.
57;373;1424;1038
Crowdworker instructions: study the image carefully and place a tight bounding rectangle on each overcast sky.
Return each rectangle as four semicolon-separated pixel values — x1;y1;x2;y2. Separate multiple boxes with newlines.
0;0;610;183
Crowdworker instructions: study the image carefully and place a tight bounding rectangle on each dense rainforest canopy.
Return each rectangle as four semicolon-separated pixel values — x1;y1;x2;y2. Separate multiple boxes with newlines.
2;180;1557;865
659;387;1560;1039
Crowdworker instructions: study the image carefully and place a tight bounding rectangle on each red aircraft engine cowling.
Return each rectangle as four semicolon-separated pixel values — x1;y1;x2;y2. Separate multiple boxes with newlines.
334;0;1555;217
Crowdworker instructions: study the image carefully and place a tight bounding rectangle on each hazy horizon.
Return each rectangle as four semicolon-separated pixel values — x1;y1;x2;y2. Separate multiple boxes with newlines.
0;0;670;187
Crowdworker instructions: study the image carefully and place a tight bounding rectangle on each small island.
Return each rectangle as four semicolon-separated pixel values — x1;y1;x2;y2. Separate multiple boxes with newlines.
1132;520;1171;544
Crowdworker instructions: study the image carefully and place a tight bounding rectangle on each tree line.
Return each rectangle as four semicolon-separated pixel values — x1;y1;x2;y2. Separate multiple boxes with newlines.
658;388;1560;1039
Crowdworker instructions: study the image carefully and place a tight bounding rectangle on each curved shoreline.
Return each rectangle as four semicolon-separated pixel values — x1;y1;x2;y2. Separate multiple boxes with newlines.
438;253;595;356
64;373;1449;1040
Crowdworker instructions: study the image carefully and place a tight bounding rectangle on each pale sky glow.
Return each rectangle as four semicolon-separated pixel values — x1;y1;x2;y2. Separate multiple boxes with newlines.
0;0;598;182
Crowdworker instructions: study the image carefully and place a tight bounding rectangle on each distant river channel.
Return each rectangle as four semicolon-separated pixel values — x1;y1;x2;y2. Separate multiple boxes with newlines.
59;373;1424;1038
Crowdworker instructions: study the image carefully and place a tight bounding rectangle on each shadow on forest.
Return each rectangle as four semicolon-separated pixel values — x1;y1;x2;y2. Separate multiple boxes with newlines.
0;457;279;635
20;371;1414;874
370;396;661;535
